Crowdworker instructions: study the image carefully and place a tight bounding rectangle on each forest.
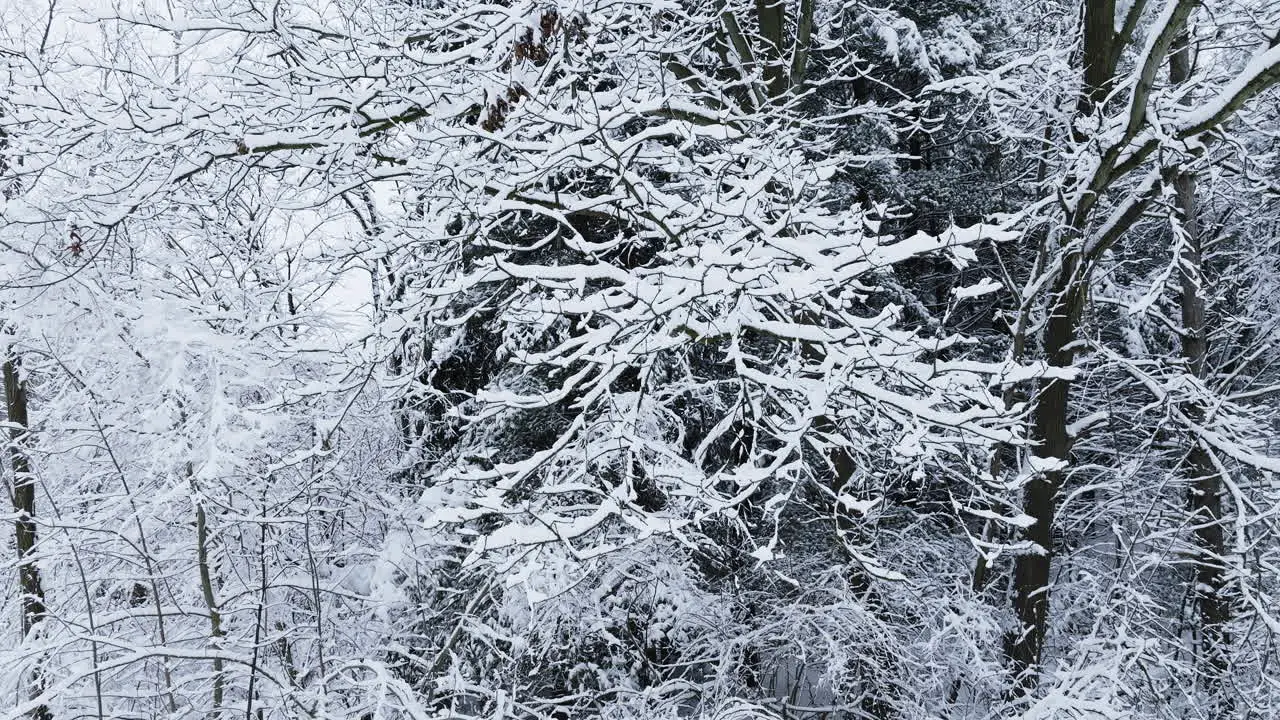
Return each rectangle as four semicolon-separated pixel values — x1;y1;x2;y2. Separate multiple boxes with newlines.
1;0;1279;717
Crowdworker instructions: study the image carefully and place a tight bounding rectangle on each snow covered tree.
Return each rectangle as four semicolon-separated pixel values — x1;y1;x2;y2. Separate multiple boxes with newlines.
941;0;1280;708
1;0;1279;717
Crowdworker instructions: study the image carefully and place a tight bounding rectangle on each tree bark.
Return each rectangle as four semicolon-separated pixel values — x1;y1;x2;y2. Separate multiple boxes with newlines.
1007;251;1086;693
5;352;51;720
195;492;226;715
1074;0;1118;129
1004;0;1123;692
1169;34;1234;717
754;0;789;100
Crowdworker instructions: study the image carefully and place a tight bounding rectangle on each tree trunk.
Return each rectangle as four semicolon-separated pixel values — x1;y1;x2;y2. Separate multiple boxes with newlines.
1004;0;1121;693
1075;0;1117;128
1007;252;1085;693
5;352;51;720
195;492;226;715
1169;34;1234;717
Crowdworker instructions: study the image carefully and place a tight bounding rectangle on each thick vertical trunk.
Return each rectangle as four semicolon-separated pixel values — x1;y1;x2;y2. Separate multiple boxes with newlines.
1004;0;1122;693
5;353;51;720
1074;0;1118;132
754;0;789;100
1008;254;1084;692
1169;35;1233;715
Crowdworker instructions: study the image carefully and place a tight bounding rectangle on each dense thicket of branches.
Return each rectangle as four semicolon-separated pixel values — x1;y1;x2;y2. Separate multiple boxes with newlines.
0;0;1278;718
